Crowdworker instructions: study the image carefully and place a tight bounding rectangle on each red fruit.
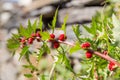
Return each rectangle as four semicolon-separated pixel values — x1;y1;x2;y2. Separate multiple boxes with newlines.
36;32;41;37
31;33;36;37
20;37;26;44
48;34;55;42
86;51;93;58
28;37;34;44
81;42;91;49
108;61;115;71
58;34;67;41
53;41;60;49
50;34;55;39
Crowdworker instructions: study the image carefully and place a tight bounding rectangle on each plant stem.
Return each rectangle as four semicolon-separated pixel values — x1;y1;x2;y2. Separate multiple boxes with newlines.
59;41;120;67
49;63;56;80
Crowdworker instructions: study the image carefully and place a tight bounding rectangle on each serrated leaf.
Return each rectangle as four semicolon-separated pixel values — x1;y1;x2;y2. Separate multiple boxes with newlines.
38;15;43;31
61;15;68;34
19;46;29;60
28;19;32;27
32;19;37;32
19;24;30;38
57;48;74;73
7;34;20;50
24;74;33;78
72;25;81;42
27;19;33;35
69;42;81;54
38;48;44;61
37;43;50;61
83;25;92;34
51;8;58;33
40;32;50;40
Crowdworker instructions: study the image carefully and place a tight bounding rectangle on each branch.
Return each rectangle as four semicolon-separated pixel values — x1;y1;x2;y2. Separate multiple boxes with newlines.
59;41;120;67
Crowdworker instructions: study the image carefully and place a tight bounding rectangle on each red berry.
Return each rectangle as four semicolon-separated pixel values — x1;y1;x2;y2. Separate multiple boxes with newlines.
108;61;115;71
31;33;36;37
36;32;41;37
81;42;91;49
28;37;34;44
53;41;60;49
48;34;55;42
86;51;93;58
50;34;55;39
20;37;26;44
58;34;67;41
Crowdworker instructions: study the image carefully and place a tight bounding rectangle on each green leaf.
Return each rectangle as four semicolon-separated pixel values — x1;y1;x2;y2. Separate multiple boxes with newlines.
19;46;29;60
25;51;32;64
38;48;44;61
28;19;32;27
91;17;97;34
51;8;58;33
61;15;68;34
27;19;33;35
7;34;20;51
40;32;50;40
72;25;81;42
38;15;43;31
83;17;97;35
83;25;92;34
32;19;37;32
37;42;50;61
24;74;33;78
69;42;81;54
22;64;37;70
40;75;46;80
57;47;74;73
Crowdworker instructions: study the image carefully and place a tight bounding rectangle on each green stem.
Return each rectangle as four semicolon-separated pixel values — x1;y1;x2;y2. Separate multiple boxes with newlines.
59;41;120;67
49;63;56;80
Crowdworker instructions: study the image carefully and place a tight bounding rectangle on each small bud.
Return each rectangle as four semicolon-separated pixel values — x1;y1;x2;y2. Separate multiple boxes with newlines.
103;50;108;55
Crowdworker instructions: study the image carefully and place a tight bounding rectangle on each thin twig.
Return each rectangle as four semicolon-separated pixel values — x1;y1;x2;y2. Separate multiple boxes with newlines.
49;63;56;80
59;41;120;67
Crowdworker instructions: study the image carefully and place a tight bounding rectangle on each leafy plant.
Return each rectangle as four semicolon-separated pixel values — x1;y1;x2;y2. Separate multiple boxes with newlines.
7;1;120;80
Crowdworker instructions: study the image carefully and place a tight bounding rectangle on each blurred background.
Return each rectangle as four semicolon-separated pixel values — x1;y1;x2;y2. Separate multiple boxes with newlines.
0;0;105;80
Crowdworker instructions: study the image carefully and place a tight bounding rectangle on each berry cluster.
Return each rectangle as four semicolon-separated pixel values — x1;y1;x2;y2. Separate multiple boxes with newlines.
20;29;41;48
81;42;93;58
49;33;67;49
81;42;117;71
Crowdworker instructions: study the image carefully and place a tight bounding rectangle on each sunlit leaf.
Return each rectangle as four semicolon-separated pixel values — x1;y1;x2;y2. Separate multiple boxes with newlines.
19;46;29;60
61;15;68;34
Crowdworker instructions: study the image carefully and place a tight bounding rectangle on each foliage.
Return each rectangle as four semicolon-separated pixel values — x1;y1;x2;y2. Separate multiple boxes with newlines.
7;1;120;80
